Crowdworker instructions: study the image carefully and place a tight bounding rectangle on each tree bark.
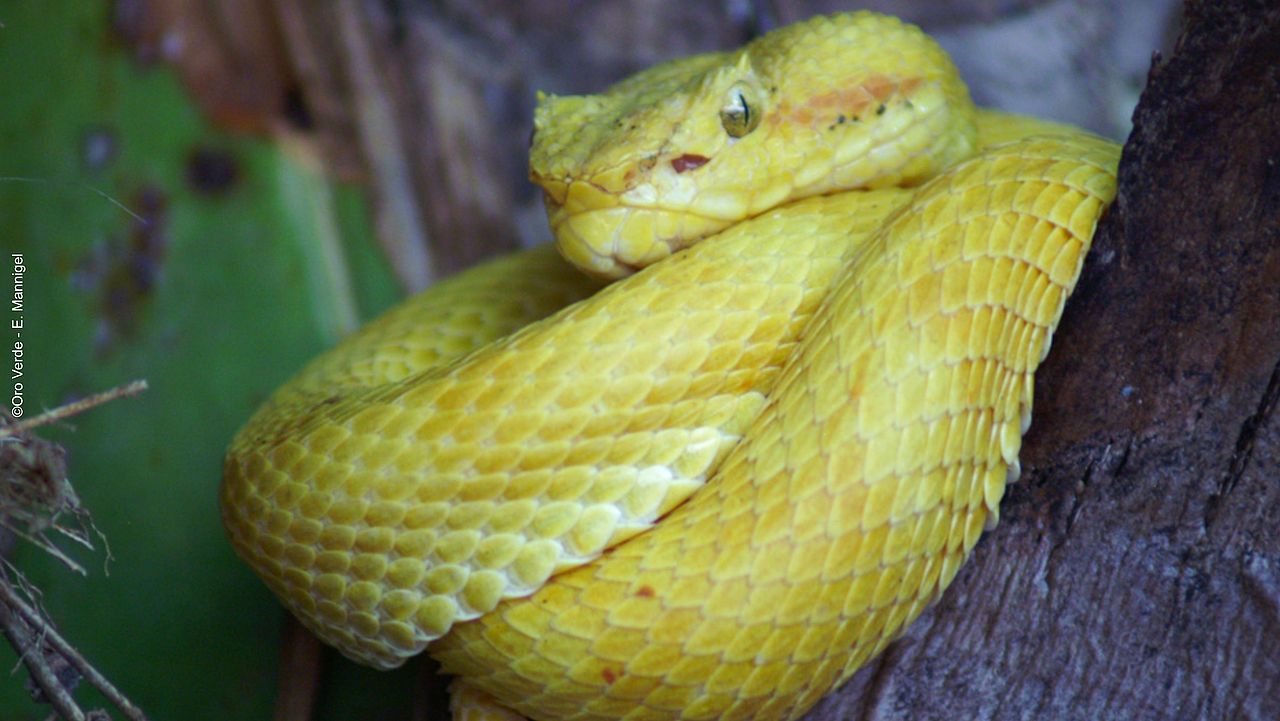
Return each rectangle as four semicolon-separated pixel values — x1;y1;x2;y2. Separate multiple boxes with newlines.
809;1;1280;719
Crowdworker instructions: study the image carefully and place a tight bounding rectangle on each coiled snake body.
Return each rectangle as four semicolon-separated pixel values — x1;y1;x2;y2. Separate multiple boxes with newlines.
222;12;1119;721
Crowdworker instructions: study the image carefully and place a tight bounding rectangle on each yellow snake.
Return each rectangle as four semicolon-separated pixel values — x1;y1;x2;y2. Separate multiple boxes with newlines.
221;12;1119;720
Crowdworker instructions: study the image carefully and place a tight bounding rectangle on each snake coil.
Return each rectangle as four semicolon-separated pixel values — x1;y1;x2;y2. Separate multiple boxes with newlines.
222;11;1119;721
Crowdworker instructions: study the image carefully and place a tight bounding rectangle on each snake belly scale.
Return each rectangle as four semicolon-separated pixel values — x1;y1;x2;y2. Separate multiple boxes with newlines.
221;11;1119;721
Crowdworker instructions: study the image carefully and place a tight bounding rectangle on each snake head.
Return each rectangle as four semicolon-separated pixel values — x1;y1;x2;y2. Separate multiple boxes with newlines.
531;51;750;278
530;11;979;279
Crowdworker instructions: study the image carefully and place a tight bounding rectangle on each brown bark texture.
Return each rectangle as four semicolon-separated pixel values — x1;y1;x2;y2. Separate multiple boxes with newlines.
810;2;1280;719
132;0;1278;717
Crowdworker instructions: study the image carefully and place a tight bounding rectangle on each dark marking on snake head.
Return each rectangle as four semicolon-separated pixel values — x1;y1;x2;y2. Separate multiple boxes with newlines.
636;585;654;597
671;154;711;173
876;104;886;115
186;147;240;195
601;668;616;684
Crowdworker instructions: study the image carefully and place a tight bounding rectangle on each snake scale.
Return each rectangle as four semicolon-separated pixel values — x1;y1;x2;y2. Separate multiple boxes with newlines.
221;12;1119;720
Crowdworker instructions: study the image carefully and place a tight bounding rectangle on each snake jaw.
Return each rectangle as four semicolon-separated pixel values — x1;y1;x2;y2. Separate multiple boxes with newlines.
538;144;752;278
548;200;735;279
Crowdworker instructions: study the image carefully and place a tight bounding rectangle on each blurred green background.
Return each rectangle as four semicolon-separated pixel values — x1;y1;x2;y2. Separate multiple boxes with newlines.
0;0;426;717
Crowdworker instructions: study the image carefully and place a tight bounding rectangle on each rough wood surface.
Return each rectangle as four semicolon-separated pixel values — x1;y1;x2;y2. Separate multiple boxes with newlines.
808;1;1280;718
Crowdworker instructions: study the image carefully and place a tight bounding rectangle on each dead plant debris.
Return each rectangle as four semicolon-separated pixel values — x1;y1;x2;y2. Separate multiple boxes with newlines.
0;379;149;721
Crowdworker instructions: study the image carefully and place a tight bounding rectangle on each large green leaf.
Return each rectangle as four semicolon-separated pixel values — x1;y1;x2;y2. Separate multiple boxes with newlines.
0;0;421;717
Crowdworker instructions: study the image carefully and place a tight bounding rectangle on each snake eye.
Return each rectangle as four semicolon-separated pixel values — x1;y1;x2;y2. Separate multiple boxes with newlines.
720;87;760;138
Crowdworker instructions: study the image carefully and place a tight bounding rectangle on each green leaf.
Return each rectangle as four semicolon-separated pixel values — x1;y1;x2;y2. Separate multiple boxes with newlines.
0;0;420;717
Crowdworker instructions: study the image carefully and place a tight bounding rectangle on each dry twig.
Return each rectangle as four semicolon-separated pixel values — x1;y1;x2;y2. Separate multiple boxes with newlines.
0;379;150;720
0;380;149;439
